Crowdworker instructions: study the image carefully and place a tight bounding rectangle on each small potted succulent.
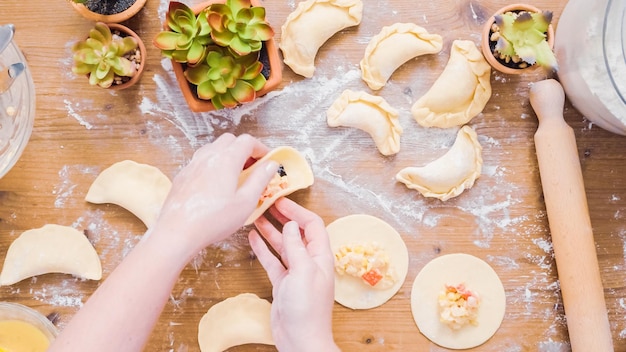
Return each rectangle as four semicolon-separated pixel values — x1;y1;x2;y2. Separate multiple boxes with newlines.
68;0;147;23
153;0;282;112
481;4;557;75
71;22;146;90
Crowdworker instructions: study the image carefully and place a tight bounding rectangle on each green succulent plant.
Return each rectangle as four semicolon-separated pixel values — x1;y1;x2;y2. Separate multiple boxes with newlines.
184;46;266;109
491;10;557;71
153;1;212;65
72;22;138;88
205;0;274;56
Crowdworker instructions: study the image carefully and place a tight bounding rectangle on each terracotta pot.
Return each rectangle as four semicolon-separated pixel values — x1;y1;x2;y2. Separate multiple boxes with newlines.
168;0;283;113
480;3;555;75
81;23;146;90
108;23;146;90
70;0;147;23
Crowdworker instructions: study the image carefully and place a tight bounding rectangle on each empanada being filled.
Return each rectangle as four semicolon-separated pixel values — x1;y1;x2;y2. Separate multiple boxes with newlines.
280;0;363;77
396;125;482;201
411;40;491;128
327;89;402;156
239;146;314;225
360;23;443;90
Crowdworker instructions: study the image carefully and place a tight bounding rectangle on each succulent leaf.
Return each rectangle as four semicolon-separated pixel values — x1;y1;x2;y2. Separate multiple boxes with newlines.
154;1;213;65
213;91;239;109
72;22;138;88
230;80;256;103
206;0;274;55
183;46;265;109
494;37;516;58
533;39;558;69
492;10;557;71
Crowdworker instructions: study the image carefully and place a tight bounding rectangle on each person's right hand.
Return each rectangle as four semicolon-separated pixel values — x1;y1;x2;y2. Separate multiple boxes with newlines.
248;198;340;352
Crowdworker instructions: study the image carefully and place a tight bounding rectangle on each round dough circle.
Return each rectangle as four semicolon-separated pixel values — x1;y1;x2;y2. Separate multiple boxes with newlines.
327;214;409;309
411;253;505;349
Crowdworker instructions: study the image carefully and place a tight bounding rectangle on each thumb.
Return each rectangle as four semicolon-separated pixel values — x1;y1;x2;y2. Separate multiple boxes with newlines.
281;221;308;270
237;160;279;201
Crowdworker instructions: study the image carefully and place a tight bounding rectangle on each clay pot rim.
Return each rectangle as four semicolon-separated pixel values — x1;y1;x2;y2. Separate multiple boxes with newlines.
166;0;283;113
89;23;146;90
480;3;555;75
70;0;147;23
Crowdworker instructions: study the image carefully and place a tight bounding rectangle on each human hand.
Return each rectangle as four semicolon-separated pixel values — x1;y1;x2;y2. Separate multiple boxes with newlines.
150;133;279;260
248;198;340;352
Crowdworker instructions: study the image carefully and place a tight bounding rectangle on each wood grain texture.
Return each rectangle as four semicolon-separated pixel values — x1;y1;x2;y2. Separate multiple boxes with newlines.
0;0;625;351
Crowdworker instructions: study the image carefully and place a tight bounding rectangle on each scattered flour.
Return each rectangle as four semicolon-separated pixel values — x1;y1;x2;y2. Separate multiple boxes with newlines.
14;0;573;348
53;164;98;208
63;99;93;130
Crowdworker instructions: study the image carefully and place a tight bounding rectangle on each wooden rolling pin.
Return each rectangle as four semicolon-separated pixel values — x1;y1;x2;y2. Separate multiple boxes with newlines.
530;79;613;351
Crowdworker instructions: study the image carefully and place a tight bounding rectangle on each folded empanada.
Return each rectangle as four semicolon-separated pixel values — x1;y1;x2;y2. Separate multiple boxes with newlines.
327;89;402;156
360;23;443;90
396;125;482;201
411;40;491;128
280;0;363;77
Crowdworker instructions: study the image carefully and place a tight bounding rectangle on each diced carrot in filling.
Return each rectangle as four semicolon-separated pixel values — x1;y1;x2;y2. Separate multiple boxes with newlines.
361;268;383;286
334;241;395;289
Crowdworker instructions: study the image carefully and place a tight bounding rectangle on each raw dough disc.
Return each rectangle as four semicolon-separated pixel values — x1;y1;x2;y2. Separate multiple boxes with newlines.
327;214;409;309
411;253;506;349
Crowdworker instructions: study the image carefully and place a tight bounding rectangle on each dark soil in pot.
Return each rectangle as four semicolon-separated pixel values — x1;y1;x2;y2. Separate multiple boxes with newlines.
82;0;135;15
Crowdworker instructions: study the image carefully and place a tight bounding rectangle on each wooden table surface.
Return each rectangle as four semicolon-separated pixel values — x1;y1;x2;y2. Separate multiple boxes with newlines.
1;0;625;351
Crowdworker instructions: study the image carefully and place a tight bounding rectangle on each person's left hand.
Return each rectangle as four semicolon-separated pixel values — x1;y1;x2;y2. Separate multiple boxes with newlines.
149;133;279;260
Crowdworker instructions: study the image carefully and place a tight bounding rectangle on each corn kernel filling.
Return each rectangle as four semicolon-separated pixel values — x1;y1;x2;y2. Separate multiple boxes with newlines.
438;283;480;330
334;241;395;289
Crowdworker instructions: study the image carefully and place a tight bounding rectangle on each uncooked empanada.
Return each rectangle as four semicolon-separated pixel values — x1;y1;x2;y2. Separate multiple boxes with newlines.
396;125;482;201
280;0;363;77
411;40;491;128
85;160;172;228
360;23;443;90
0;224;102;285
240;146;314;225
327;89;402;156
198;293;274;352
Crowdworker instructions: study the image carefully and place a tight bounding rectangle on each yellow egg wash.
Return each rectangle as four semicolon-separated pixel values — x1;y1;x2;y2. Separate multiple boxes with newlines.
0;320;50;352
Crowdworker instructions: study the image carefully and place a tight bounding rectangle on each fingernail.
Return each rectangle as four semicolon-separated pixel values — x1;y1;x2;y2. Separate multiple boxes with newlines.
283;221;299;235
265;160;279;173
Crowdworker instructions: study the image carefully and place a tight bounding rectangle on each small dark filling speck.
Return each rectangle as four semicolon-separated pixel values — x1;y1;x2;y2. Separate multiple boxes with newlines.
277;165;287;177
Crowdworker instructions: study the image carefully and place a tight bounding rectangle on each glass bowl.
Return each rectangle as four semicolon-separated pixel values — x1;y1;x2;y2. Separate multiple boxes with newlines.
0;24;36;178
0;302;58;346
555;0;626;135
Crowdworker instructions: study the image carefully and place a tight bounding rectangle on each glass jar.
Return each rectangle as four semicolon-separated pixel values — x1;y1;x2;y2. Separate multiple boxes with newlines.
0;302;58;350
555;0;626;135
0;24;35;178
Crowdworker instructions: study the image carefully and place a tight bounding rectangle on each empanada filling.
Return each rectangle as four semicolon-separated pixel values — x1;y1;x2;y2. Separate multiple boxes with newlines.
259;165;289;204
334;241;396;289
438;283;480;329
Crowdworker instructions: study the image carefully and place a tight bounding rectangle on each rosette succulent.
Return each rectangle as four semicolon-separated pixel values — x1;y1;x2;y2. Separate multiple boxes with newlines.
154;0;278;110
153;1;212;65
205;0;274;55
184;46;266;109
72;22;138;88
490;10;557;71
